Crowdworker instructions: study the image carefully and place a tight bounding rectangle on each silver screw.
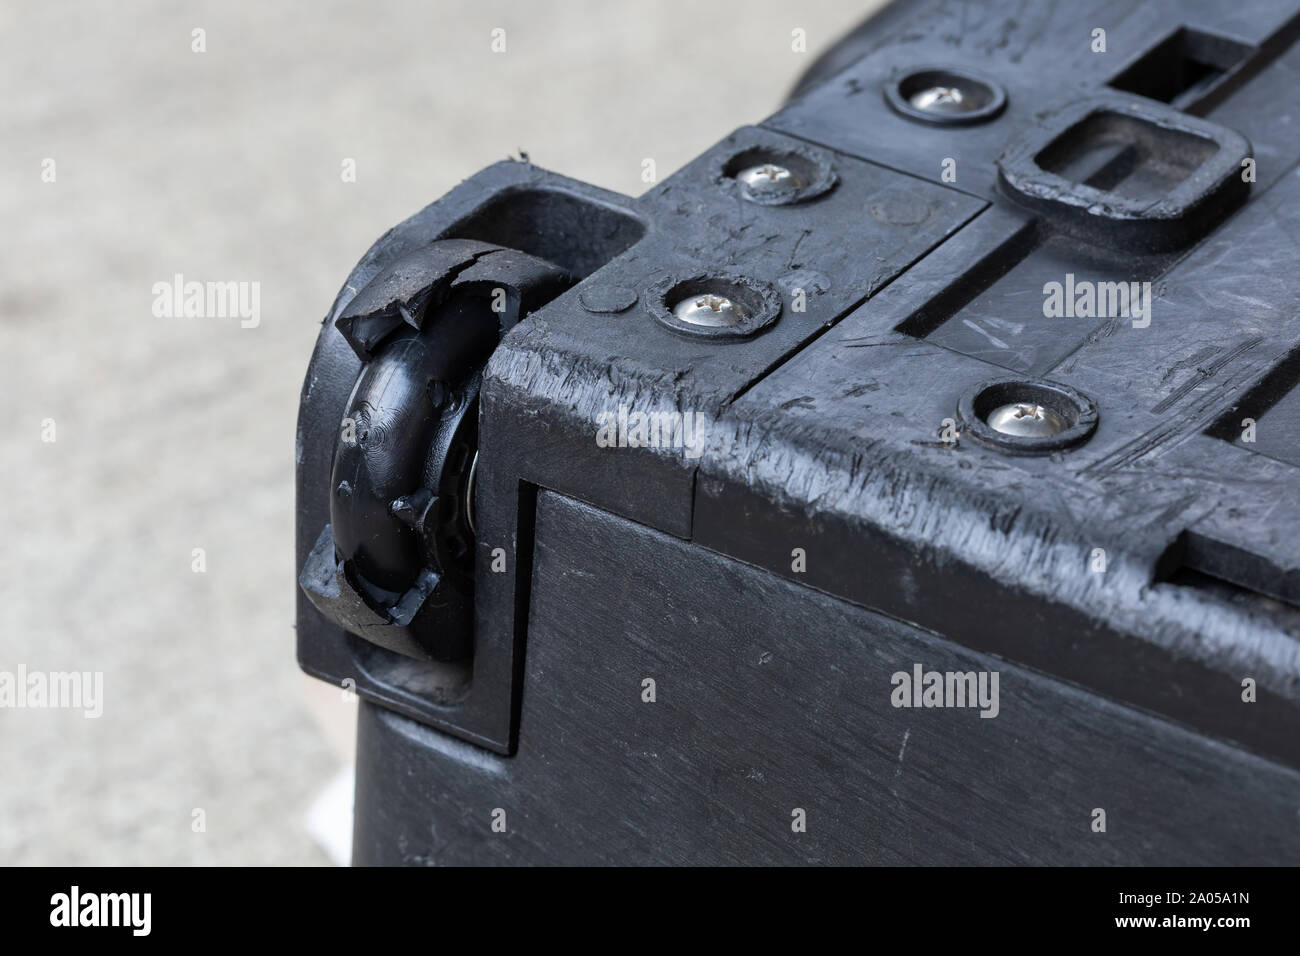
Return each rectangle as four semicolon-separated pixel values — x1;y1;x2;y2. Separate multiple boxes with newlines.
672;293;748;328
735;163;803;194
909;85;973;114
986;402;1069;438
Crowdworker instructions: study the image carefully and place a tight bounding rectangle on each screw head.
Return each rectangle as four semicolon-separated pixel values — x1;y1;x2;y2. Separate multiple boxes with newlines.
909;85;974;114
671;293;749;328
986;402;1069;438
958;378;1097;454
887;68;1007;126
735;163;804;194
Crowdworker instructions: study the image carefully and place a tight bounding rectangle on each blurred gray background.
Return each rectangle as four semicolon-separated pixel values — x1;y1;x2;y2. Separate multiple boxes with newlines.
0;0;879;864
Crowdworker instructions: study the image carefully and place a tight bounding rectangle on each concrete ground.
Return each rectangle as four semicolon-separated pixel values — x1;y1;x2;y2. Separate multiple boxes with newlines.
0;0;877;864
